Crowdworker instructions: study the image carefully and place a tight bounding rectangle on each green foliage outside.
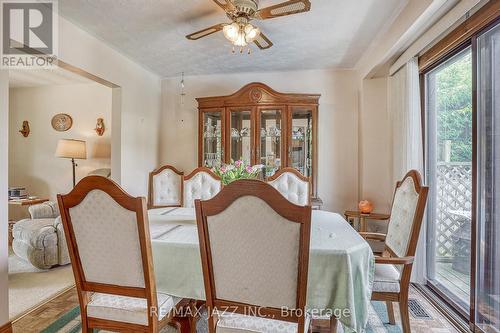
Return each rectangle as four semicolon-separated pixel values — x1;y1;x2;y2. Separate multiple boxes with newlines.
435;51;472;162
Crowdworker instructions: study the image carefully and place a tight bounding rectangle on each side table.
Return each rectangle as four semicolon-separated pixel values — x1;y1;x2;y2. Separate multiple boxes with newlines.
344;210;390;232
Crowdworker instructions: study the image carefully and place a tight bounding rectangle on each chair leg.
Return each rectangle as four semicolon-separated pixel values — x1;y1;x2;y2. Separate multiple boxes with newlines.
80;316;92;333
330;316;338;333
386;301;396;325
399;298;411;333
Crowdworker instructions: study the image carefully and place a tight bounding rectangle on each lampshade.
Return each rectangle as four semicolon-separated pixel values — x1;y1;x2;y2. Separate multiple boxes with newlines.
55;139;87;159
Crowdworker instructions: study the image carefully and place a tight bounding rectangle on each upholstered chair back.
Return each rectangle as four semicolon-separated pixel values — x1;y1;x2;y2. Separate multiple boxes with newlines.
149;165;183;208
183;167;222;208
196;180;311;331
385;171;428;261
58;176;154;292
267;168;311;206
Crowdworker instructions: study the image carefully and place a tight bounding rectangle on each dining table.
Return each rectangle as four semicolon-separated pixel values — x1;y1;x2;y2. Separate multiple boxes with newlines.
148;207;375;333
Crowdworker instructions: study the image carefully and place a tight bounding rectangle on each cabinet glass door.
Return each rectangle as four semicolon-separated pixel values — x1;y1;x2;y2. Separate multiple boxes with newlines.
201;110;223;168
290;107;314;177
229;109;253;164
258;109;283;177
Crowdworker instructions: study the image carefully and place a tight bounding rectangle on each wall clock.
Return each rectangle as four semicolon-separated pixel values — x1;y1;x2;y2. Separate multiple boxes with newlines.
51;113;73;132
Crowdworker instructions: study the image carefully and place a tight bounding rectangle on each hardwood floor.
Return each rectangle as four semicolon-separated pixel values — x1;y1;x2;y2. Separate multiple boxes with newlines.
12;286;463;333
12;287;78;333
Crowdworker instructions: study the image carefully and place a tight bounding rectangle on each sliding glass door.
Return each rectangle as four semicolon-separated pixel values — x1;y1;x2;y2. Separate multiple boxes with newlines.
424;18;500;331
425;47;473;311
476;22;500;333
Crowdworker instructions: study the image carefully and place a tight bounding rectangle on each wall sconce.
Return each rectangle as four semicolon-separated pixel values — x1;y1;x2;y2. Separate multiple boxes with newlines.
19;121;30;137
95;118;105;136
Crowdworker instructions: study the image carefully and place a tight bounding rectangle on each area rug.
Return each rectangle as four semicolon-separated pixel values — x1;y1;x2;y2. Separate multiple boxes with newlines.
9;249;75;319
40;301;401;333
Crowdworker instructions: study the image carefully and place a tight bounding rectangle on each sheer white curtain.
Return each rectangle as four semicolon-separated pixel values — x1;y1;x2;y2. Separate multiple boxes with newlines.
389;57;426;283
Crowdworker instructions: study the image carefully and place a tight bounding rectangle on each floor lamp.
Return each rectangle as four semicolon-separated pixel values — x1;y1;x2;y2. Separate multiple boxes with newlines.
55;139;87;188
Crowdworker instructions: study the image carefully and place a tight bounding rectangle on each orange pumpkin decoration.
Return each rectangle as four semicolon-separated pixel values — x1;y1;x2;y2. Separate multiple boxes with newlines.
358;200;374;214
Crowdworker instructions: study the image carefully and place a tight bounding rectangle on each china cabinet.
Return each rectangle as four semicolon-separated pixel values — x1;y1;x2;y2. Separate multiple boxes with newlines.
197;82;320;195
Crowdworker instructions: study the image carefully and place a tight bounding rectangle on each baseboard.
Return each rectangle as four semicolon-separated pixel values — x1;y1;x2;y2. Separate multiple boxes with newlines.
0;321;12;333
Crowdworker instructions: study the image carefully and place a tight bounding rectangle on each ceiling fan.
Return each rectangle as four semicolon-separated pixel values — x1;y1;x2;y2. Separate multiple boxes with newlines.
186;0;311;53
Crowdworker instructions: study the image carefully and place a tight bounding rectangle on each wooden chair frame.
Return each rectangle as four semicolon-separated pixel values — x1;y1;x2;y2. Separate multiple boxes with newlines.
58;176;182;333
359;170;429;333
195;179;312;333
267;167;312;205
148;165;184;209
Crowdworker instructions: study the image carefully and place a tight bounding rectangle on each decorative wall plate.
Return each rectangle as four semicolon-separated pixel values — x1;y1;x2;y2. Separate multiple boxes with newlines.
51;113;73;132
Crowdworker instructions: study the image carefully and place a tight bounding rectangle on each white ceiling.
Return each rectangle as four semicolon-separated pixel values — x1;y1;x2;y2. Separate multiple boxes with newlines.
59;0;407;78
9;68;93;88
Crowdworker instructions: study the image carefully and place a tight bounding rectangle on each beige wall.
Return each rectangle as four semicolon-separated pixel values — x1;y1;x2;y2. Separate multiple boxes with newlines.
59;16;162;196
8;83;112;220
0;71;9;327
160;69;359;212
1;14;163;323
359;78;394;215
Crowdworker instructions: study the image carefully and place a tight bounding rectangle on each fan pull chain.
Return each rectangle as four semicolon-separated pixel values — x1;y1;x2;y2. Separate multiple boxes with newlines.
230;46;251;55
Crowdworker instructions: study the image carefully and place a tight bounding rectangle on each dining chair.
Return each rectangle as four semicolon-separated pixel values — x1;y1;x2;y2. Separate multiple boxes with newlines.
359;170;428;333
267;167;311;206
195;179;312;333
148;165;184;209
183;167;222;208
57;176;188;333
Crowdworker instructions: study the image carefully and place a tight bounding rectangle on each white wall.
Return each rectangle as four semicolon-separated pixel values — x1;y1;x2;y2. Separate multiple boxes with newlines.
8;83;111;220
58;16;162;196
0;71;9;328
160;69;359;212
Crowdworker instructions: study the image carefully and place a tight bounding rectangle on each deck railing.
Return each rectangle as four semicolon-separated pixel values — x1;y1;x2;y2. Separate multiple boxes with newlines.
436;162;472;258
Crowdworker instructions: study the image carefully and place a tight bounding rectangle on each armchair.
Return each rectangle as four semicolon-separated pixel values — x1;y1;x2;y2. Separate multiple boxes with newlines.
12;201;70;269
11;168;111;269
359;170;428;333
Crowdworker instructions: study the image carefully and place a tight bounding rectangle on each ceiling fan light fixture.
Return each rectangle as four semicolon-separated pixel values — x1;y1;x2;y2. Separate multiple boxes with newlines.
234;29;248;46
186;0;312;51
223;22;240;42
244;23;260;42
223;22;260;47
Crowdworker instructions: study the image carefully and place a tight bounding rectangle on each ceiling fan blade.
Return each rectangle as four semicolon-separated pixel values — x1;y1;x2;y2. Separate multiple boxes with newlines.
254;32;273;50
255;0;311;20
186;23;225;40
212;0;236;12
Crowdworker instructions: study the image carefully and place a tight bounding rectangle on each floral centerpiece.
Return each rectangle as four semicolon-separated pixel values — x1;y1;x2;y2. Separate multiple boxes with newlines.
212;160;264;185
